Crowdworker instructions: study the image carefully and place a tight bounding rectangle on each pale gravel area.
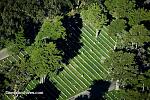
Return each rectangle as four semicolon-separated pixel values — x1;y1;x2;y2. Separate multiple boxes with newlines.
145;0;150;4
68;81;118;100
0;48;9;60
68;89;91;100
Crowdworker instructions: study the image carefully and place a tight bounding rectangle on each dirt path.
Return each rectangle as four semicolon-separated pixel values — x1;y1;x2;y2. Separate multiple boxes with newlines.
68;89;90;100
68;81;117;100
0;48;9;60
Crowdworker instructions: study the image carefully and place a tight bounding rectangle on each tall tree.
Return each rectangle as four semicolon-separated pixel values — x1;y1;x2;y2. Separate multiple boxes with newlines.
104;0;135;19
29;16;65;77
127;8;150;26
35;16;66;44
0;56;32;92
122;24;150;47
7;29;26;54
80;3;108;30
107;19;127;48
105;51;137;84
0;0;75;48
108;19;126;36
30;43;63;77
105;49;150;99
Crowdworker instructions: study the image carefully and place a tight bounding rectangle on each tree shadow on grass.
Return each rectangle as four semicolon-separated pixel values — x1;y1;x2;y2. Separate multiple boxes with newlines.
89;80;111;100
0;73;12;99
134;42;150;73
23;17;41;45
140;20;150;30
75;80;111;100
135;0;150;9
21;76;60;100
56;13;83;65
0;74;7;95
75;95;89;100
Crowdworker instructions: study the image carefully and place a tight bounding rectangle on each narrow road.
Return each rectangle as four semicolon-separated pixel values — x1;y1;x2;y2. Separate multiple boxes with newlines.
68;89;90;100
68;81;118;100
0;48;9;60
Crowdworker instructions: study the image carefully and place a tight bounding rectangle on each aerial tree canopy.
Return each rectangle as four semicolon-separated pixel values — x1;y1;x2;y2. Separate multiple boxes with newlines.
108;19;126;36
105;51;137;84
127;8;150;26
29;16;65;77
80;3;108;30
122;24;150;47
7;29;26;54
0;0;77;49
0;56;32;92
30;43;63;77
105;50;150;99
104;0;135;19
35;16;66;44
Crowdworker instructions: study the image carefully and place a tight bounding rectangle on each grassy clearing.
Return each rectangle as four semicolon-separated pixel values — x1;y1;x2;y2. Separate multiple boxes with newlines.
50;21;117;99
1;21;118;100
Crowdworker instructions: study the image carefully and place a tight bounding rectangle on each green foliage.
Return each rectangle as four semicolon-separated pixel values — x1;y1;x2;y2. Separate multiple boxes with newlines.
0;74;10;99
122;24;150;47
105;1;150;48
35;16;66;44
0;0;76;48
0;14;65;96
0;57;32;91
119;89;149;100
127;8;150;26
81;3;108;30
43;0;76;15
7;30;26;54
105;49;150;99
143;70;150;88
104;0;150;26
30;43;62;77
104;0;150;99
129;24;149;36
105;51;137;83
104;0;135;18
108;19;126;36
107;19;126;48
29;16;65;77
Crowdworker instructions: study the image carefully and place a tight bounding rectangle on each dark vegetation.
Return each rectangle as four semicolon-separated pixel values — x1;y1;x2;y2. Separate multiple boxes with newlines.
89;80;111;100
0;74;10;99
0;0;81;49
0;0;92;99
103;0;150;99
0;0;150;99
23;17;41;45
135;0;150;9
21;76;60;100
56;13;83;64
75;80;111;100
141;20;150;30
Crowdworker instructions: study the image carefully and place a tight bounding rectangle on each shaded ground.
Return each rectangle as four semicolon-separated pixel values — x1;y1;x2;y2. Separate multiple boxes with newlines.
70;80;111;100
69;90;90;100
21;76;60;100
56;13;83;65
135;0;150;9
23;17;41;45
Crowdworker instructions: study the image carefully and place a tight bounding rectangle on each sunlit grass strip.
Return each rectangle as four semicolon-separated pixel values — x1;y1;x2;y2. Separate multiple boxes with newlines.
106;90;121;100
3;94;14;100
51;22;116;99
83;23;115;48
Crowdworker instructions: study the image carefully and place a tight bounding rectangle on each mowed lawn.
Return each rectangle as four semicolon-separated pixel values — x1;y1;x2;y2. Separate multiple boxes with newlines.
50;22;117;100
1;21;117;100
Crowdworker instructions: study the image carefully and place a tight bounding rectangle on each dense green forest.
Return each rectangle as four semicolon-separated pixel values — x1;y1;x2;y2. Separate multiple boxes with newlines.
104;0;150;99
0;0;150;99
